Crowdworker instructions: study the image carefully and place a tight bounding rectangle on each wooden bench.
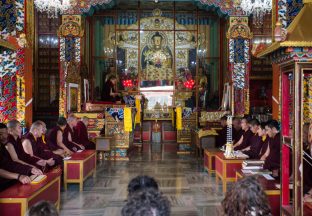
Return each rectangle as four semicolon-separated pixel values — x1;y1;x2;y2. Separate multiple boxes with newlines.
0;168;62;216
204;148;221;173
236;171;280;216
64;150;97;191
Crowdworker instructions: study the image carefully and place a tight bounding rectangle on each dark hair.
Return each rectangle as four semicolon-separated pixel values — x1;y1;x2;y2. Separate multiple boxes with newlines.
127;175;159;196
248;118;260;126
259;122;266;130
266;120;280;131
25;201;58;216
242;115;252;122
152;32;163;40
221;115;228;121
0;123;7;129
57;117;67;126
122;189;170;216
221;175;271;216
128;176;158;196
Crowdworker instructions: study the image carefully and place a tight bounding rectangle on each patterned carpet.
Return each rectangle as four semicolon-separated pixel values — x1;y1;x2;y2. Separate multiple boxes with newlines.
60;144;224;216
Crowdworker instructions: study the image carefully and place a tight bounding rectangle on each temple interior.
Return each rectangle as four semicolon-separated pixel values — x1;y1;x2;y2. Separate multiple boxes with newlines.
1;0;312;215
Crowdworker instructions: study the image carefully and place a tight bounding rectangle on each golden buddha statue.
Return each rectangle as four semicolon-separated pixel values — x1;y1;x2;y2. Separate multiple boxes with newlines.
141;32;173;82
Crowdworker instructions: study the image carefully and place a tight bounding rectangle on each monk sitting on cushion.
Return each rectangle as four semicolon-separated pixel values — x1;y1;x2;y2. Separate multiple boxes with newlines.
215;116;228;148
242;119;263;159
261;120;281;177
233;116;253;151
257;122;269;160
33;121;63;166
47;117;73;155
37;121;64;157
63;114;85;152
74;116;95;150
232;117;243;143
0;123;40;191
22;121;56;169
6;120;46;169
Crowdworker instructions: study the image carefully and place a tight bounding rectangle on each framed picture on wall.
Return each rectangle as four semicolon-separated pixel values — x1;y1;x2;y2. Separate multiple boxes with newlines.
67;83;79;112
84;79;90;103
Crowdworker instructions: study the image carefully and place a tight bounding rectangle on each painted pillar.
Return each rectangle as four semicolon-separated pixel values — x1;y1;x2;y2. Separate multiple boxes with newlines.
227;17;252;116
58;15;84;117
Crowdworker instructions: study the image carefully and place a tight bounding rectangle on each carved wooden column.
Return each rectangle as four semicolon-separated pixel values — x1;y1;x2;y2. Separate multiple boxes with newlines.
227;17;252;116
58;15;84;116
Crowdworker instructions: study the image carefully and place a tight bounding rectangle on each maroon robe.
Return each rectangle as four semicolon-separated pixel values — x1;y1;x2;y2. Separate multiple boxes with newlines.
233;129;243;143
6;134;40;167
74;121;95;150
303;146;312;194
24;133;52;160
37;136;63;166
243;135;263;159
63;124;81;152
263;133;281;171
234;129;254;151
0;143;33;191
47;126;63;151
258;136;269;159
216;126;236;148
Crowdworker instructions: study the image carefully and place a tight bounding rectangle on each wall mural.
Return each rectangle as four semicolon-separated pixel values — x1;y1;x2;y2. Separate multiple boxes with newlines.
0;0;25;124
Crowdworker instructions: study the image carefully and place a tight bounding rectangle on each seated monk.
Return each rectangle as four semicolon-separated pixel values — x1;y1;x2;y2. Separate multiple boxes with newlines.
242;119;263;159
233;116;253;151
63;114;85;152
302;123;312;197
257;122;269;159
37;121;64;156
261;120;281;177
74;116;95;150
35;121;64;166
232;117;243;143
22;121;56;169
215;116;228;148
0;123;40;191
6;120;46;169
47;117;73;155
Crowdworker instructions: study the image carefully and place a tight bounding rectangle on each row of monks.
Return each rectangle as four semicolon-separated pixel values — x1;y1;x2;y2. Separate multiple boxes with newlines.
216;116;280;176
0;114;95;191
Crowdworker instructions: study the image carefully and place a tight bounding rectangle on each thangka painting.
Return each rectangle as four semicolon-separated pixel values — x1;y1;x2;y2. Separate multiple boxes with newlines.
68;83;79;112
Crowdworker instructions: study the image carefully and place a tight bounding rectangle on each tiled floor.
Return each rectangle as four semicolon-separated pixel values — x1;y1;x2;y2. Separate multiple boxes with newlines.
60;143;224;216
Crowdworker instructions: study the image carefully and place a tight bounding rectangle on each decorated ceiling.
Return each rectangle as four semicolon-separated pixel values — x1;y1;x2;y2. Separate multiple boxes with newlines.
63;0;244;17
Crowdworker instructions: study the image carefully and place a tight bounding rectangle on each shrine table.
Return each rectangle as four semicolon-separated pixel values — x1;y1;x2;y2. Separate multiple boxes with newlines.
204;148;222;174
215;152;244;193
236;171;280;216
64;150;97;191
0;168;61;216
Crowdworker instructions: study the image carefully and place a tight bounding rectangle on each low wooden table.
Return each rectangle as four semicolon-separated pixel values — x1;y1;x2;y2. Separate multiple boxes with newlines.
215;152;245;193
95;136;115;160
236;171;280;216
204;148;221;173
0;168;62;216
64;150;97;191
